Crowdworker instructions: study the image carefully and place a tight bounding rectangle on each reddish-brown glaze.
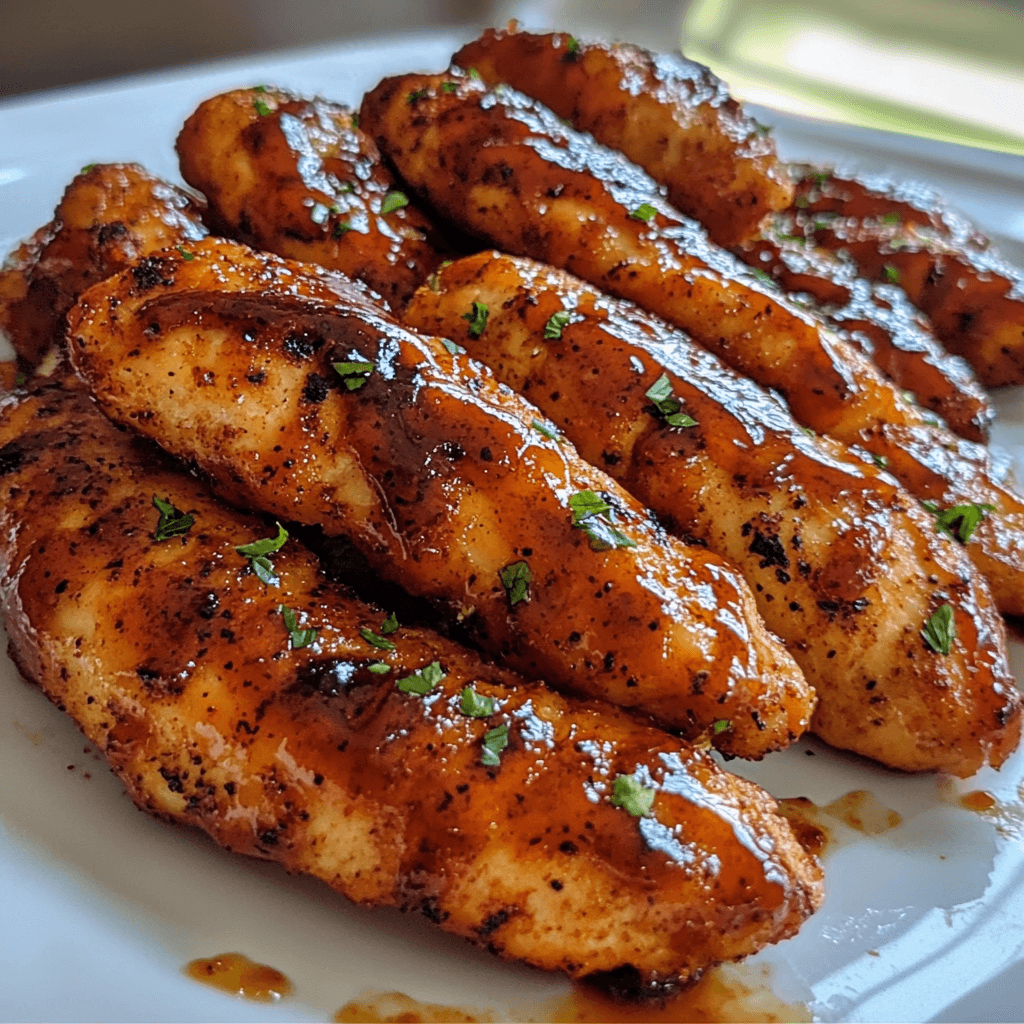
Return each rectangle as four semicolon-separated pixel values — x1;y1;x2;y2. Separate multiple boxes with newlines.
177;87;444;310
0;163;206;365
452;27;792;247
67;239;814;759
358;72;1024;617
733;221;992;442
0;375;822;983
790;166;1024;388
405;251;1021;776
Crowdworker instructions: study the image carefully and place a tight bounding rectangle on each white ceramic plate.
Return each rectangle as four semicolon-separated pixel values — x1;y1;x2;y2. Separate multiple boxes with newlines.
3;29;1024;1023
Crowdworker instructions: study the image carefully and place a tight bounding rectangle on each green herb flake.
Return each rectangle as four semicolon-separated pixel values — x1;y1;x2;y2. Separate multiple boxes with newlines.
531;419;561;443
176;246;196;261
750;267;774;286
80;163;97;173
380;611;399;635
645;373;698;428
610;773;656;817
368;662;391;674
481;723;509;766
872;454;889;469
350;112;360;128
543;309;572;339
235;523;289;584
564;34;580;56
152;495;195;542
569;490;612;523
460;685;496;718
499;560;531;606
629;203;656;223
882;264;901;284
380;190;409;215
931;503;996;543
882;211;902;225
441;81;458;93
922;603;955;655
360;627;396;652
253;98;272;117
467;67;482;80
408;88;429;104
712;719;731;735
440;338;466;355
280;605;318;649
568;490;636;551
462;301;489;338
252;85;267;93
333;358;374;390
334;221;351;238
794;195;809;208
397;660;445;695
14;371;27;387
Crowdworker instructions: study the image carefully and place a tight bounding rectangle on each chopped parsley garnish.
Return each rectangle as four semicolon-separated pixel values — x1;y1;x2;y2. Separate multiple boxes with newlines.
804;170;831;186
926;502;996;543
80;163;97;173
462;301;489;338
397;660;445;695
882;211;902;225
499;560;531;605
712;719;731;734
629;203;657;223
333;358;374;390
467;67;482;80
368;662;391;674
426;258;454;292
440;338;466;355
381;611;399;635
564;34;580;56
750;267;774;286
14;371;27;387
339;182;356;193
882;264;901;284
252;84;267;92
408;88;429;103
350;112;360;128
334;221;351;238
568;490;636;551
176;246;196;261
253;98;272;117
922;603;955;655
152;495;194;542
481;723;509;766
441;81;458;93
280;605;318;648
460;686;496;718
543;309;572;339
235;523;289;584
360;627;396;652
610;773;656;816
645;373;697;427
872;454;889;469
380;190;408;215
531;419;561;442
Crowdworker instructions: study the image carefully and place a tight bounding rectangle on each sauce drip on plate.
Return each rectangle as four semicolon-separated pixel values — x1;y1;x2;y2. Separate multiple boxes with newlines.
184;952;293;1002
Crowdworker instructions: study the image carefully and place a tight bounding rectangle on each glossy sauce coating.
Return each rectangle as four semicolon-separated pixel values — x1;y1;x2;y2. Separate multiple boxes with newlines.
453;27;792;248
0;163;206;365
0;376;822;984
177;87;444;311
405;251;1021;776
733;220;991;442
184;953;293;1001
358;72;1024;617
790;166;1024;388
68;239;812;759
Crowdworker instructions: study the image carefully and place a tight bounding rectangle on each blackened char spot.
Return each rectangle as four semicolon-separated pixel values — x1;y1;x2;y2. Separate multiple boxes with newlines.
749;529;788;569
0;442;26;476
301;372;331;404
582;964;683;1003
131;256;175;292
477;907;513;936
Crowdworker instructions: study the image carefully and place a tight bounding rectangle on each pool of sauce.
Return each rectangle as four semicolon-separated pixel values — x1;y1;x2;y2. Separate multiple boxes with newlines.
184;952;294;1002
334;965;810;1023
777;789;902;855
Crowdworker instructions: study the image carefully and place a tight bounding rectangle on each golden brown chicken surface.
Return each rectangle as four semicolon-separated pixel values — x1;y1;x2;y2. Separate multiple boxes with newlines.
358;72;1024;617
67;238;814;759
453;26;792;247
0;374;823;988
405;251;1022;776
791;166;1024;388
176;86;444;310
0;163;207;366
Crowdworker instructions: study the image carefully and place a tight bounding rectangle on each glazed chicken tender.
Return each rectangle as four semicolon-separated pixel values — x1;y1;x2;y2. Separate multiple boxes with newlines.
0;163;206;366
453;26;792;247
0;375;823;988
176;86;444;310
359;72;1024;618
406;251;1022;776
67;239;813;759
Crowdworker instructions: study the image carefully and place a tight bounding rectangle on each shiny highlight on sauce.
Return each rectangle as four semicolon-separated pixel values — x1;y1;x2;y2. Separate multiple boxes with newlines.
184;952;293;1002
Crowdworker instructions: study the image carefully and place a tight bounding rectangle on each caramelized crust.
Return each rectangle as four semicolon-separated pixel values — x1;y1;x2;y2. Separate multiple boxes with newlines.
359;72;1024;617
405;251;1022;776
0;375;822;985
0;163;206;365
733;220;992;443
177;87;444;310
453;27;792;247
791;166;1024;388
67;239;813;759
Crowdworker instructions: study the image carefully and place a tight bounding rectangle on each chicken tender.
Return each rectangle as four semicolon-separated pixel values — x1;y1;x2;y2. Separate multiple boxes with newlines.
177;87;444;310
405;251;1021;776
453;26;792;247
358;72;1024;617
0;374;822;989
67;238;813;758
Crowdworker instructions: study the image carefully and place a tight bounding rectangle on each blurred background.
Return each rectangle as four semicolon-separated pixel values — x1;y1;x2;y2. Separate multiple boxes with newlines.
3;0;1023;153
